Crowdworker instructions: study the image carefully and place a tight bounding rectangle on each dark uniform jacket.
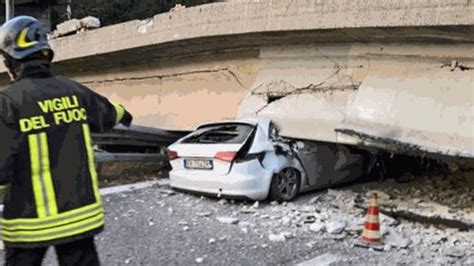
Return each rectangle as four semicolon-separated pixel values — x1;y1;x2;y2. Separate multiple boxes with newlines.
0;63;129;248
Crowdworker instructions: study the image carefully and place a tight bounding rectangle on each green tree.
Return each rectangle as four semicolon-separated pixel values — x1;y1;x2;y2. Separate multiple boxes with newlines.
69;0;217;27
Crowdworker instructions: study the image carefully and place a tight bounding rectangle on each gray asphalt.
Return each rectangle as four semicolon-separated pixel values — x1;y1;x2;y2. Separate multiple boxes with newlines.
1;180;468;265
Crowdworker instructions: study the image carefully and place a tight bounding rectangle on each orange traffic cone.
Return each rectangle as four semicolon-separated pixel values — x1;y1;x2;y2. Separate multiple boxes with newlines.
361;192;381;244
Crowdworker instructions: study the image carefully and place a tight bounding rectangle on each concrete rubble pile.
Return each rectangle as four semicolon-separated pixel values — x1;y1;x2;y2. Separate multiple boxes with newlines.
98;174;474;265
187;172;473;264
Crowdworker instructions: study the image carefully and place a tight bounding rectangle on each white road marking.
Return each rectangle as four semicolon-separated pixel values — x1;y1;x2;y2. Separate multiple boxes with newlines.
0;179;171;212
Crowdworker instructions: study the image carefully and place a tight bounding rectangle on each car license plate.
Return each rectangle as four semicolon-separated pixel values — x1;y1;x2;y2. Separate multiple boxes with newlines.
184;159;213;170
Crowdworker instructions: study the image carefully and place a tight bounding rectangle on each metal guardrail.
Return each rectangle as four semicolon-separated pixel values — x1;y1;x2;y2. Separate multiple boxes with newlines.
92;125;186;152
95;153;167;162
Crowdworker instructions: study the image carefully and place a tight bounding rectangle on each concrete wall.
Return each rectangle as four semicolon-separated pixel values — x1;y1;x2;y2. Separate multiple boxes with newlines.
71;50;261;129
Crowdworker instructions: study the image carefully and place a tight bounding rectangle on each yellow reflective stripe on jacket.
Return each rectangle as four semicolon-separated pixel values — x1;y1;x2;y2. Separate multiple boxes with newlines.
2;212;104;243
39;133;58;215
1;202;103;230
111;102;125;124
82;124;101;204
28;133;58;218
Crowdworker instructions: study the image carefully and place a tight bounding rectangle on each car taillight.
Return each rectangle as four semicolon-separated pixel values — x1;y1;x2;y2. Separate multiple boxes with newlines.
168;150;179;160
215;151;237;162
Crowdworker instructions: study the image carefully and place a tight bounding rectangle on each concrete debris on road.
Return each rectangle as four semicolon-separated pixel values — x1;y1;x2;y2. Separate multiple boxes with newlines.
325;220;347;234
48;170;473;265
196;211;213;217
308;223;324;233
157;189;176;196
268;233;287;242
309;196;321;204
383;229;411;249
216;217;240;225
240;207;258;214
444;248;465;258
297;253;342;266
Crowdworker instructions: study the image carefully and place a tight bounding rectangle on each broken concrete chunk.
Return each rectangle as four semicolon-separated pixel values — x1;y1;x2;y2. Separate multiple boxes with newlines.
309;223;325;233
326;220;347;234
309;196;321;204
157;189;176;196
56;19;80;36
80;16;101;29
313;212;329;221
240;207;258;214
216;217;239;225
196;211;212;217
239;221;255;228
410;234;422;246
281;216;292;225
55;16;101;37
170;4;186;12
300;206;317;213
380;213;399;227
305;241;316;248
268;233;287;242
297;253;342;266
384;230;412;249
444;248;465;258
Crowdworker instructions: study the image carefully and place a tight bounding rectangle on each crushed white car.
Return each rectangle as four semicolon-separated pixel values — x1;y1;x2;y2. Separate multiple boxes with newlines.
168;118;369;201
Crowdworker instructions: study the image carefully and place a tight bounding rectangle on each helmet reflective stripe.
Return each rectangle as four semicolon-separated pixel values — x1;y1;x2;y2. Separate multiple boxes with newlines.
0;16;53;61
16;27;38;49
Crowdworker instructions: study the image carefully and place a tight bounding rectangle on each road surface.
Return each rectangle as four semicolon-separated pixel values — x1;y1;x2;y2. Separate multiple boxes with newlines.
1;178;472;265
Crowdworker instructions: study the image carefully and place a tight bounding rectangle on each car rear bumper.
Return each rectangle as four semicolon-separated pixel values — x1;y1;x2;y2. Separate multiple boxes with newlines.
169;166;272;201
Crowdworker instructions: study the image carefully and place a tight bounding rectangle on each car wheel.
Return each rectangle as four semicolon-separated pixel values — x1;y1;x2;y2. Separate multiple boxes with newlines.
269;168;301;202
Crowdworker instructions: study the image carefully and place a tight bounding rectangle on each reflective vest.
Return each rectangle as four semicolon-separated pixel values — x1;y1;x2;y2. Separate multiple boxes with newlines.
0;65;126;247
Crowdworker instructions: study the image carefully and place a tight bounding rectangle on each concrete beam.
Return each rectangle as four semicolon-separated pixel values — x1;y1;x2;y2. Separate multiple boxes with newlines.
1;0;471;73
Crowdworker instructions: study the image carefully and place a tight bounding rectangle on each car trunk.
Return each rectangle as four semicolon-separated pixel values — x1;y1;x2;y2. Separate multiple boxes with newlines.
169;123;256;175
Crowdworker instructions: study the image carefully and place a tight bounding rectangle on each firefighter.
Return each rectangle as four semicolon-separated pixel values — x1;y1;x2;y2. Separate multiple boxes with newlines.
0;16;132;265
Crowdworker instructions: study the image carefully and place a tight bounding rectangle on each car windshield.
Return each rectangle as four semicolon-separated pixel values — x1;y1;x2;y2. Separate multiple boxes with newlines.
180;124;254;144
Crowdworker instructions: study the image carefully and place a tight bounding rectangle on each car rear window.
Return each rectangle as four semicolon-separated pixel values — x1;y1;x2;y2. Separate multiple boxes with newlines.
180;124;254;144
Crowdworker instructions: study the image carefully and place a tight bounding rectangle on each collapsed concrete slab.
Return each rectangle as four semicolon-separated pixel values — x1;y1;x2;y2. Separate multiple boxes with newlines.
338;68;474;158
237;45;364;145
235;44;474;159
